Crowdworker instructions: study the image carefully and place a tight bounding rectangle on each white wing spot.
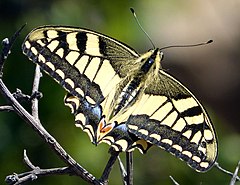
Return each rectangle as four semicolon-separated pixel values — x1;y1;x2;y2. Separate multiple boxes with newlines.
84;57;101;81
185;114;204;125
66;51;80;65
115;139;128;151
55;69;65;79
36;39;45;47
65;78;75;88
161;139;173;145
66;32;78;50
46;62;55;71
128;125;138;131
138;129;149;136
46;30;59;38
182;150;192;158
149;133;161;141
47;40;59;52
74;55;89;73
190;131;202;144
30;47;38;55
75;113;86;125
25;41;31;49
86;96;95;104
182;130;192;139
75;87;84;97
151;102;172;121
161;111;178;127
85;33;101;56
172;118;186;132
192;156;201;163
172;144;183;152
172;97;198;113
204;129;213;141
56;48;64;58
200;162;209;168
38;54;46;63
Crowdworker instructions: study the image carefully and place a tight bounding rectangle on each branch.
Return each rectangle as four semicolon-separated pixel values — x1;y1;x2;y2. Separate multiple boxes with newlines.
230;161;240;185
0;105;14;112
169;176;180;185
118;156;127;185
215;162;240;183
5;150;73;185
126;152;133;185
100;150;120;184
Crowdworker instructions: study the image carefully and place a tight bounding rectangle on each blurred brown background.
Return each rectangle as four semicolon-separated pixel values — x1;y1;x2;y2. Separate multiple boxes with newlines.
0;0;239;185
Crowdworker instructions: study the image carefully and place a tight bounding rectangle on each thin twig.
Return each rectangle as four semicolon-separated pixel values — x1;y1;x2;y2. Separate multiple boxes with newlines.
31;65;41;121
100;150;120;184
126;152;133;185
117;156;127;185
0;24;26;76
169;176;180;185
6;150;73;184
215;162;240;182
0;105;14;112
230;161;240;185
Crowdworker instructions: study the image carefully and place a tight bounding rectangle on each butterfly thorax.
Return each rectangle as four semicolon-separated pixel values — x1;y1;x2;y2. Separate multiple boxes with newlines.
96;49;163;143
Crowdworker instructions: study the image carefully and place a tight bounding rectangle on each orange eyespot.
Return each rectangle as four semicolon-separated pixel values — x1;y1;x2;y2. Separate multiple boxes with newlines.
100;124;113;133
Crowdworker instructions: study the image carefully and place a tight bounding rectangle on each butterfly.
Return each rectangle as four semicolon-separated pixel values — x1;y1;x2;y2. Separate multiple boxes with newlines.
22;25;217;172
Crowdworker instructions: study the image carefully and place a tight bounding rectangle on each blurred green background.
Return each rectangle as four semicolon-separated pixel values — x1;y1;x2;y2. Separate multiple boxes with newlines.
0;0;240;184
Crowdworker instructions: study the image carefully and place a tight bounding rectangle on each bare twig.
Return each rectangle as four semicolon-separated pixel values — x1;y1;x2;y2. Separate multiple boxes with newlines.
100;150;120;184
0;24;26;76
5;150;73;185
169;176;180;185
126;152;133;185
118;156;127;185
31;65;41;121
0;105;14;112
230;161;240;185
215;162;240;182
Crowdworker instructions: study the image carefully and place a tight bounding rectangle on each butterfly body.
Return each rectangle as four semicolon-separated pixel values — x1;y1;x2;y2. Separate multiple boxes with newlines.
22;25;217;172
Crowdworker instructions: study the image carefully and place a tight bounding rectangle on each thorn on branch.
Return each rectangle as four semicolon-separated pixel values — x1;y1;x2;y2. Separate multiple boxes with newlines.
0;24;26;76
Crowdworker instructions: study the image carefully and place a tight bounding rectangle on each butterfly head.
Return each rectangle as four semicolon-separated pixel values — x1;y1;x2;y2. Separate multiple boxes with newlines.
142;48;164;75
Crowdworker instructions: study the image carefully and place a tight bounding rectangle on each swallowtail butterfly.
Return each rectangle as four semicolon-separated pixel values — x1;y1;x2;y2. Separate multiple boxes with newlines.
22;25;217;172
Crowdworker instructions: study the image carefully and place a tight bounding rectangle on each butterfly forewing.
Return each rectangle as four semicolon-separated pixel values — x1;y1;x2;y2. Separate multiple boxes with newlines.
22;25;217;172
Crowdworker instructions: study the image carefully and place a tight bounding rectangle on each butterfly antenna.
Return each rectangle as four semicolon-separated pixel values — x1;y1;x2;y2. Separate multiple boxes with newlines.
130;8;155;49
160;40;213;50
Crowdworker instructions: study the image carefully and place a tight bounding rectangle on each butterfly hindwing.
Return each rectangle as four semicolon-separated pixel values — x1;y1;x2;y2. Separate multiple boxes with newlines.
127;69;217;171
